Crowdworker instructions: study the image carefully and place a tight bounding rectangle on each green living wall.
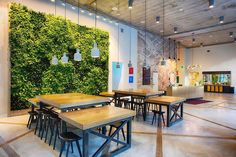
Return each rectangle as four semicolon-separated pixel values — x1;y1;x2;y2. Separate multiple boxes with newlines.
9;3;109;110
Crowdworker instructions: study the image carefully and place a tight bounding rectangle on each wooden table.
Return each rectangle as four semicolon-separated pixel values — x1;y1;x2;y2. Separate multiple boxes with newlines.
36;93;110;111
99;92;115;97
113;89;164;121
59;106;136;157
145;96;186;127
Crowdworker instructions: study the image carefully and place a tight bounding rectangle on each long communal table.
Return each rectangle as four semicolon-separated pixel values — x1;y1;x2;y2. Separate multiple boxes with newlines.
36;93;111;111
59;105;136;157
113;89;164;121
145;96;186;127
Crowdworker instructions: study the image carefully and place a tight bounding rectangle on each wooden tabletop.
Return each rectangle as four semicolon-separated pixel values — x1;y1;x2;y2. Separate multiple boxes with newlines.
113;89;164;97
59;106;136;130
28;98;40;106
145;96;186;105
37;93;110;109
99;92;114;97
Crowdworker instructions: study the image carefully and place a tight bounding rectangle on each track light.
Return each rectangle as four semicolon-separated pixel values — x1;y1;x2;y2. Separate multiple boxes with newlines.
174;27;178;33
209;0;215;9
156;16;160;24
219;16;224;24
229;32;233;38
128;0;133;9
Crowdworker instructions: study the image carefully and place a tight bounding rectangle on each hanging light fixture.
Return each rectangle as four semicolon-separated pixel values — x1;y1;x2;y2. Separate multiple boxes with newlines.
160;0;166;66
74;0;82;61
209;0;215;9
143;0;149;68
156;16;160;24
61;0;69;64
174;27;178;33
51;55;59;65
51;0;58;65
116;0;120;69
173;40;176;60
91;0;100;58
128;6;133;67
219;16;224;24
168;38;171;60
128;0;133;9
229;32;233;38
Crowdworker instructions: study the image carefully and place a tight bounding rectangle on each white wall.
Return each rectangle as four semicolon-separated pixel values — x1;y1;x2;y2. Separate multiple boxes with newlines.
184;43;236;93
0;0;138;116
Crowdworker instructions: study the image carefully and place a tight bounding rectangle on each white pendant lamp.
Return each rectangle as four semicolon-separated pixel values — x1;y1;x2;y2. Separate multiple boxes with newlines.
51;55;59;65
74;48;82;61
74;0;82;61
61;53;69;63
91;0;100;58
91;42;100;58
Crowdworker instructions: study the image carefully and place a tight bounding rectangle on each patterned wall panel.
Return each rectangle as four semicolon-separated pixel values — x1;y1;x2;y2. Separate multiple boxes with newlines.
137;30;177;90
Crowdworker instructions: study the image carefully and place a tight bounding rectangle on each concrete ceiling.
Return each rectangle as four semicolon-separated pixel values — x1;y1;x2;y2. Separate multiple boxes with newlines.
66;0;236;47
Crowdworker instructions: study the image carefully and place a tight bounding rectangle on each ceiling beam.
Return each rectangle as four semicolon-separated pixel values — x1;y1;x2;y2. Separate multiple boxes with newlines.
165;20;236;39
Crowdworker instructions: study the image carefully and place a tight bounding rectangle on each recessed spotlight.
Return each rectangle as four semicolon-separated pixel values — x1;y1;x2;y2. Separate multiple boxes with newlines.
219;16;224;24
103;18;107;21
96;15;100;18
179;8;184;11
88;12;93;16
61;2;65;6
71;6;75;10
50;0;55;2
209;0;215;9
80;10;85;13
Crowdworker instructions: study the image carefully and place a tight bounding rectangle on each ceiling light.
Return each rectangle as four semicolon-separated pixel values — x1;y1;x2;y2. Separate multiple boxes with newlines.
229;32;233;37
115;22;118;25
74;49;82;61
80;10;85;13
91;42;100;58
71;6;75;10
61;53;69;64
103;18;107;21
50;0;55;2
179;8;184;11
219;16;224;24
156;16;160;24
109;20;113;23
88;12;93;16
96;15;100;18
128;0;133;9
209;0;215;9
51;55;58;65
61;2;65;6
174;27;178;33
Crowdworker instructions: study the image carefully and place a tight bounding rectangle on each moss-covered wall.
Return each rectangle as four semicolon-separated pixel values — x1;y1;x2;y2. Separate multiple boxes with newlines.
9;3;109;110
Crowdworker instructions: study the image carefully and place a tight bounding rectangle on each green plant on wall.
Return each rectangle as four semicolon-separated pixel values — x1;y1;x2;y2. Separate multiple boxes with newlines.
9;3;109;110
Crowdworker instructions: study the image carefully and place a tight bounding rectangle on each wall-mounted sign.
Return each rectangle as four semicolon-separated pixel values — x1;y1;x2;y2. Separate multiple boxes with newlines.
129;67;134;74
142;67;151;85
129;76;134;83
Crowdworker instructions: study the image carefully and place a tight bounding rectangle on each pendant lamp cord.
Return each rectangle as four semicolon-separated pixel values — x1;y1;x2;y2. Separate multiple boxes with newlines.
64;0;66;20
129;9;132;62
144;0;147;65
162;0;165;59
168;38;170;59
95;0;97;41
54;0;56;16
118;0;120;63
78;0;80;25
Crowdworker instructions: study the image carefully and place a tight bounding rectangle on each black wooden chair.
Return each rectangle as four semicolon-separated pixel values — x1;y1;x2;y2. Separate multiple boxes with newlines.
59;132;82;157
152;110;165;126
27;111;38;129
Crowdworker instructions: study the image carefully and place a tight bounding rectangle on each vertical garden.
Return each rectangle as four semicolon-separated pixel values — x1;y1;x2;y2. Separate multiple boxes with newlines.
9;3;109;110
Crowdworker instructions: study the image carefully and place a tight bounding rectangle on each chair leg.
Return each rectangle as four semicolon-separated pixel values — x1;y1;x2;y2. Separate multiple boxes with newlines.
27;115;31;128
44;118;51;143
49;122;55;146
76;140;82;157
152;113;155;125
53;124;59;150
41;116;48;139
34;115;39;135
121;128;126;141
157;115;161;127
108;126;112;136
59;141;65;157
162;114;165;126
70;142;74;153
66;142;70;157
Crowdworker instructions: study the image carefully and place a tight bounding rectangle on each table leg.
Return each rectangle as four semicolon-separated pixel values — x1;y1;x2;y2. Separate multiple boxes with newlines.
181;102;183;118
166;105;170;127
143;102;147;121
131;96;134;110
127;118;132;146
83;130;89;157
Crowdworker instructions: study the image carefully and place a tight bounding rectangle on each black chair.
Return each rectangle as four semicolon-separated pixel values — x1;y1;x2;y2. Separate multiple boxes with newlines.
34;109;46;135
48;113;61;150
40;110;51;140
59;132;82;157
133;96;145;117
27;111;38;129
152;110;165;127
